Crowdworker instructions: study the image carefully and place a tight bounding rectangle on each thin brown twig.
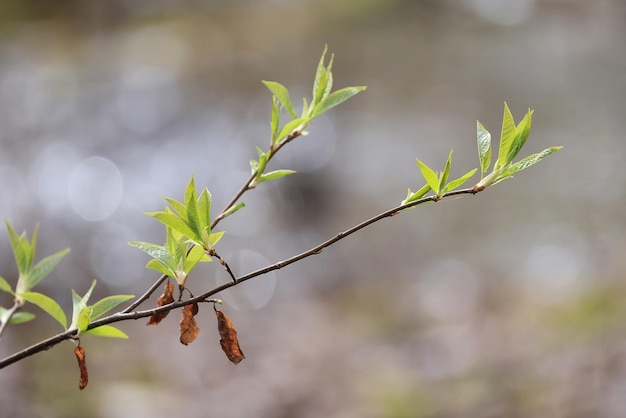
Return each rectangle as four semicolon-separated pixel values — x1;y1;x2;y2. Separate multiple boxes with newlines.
0;186;477;370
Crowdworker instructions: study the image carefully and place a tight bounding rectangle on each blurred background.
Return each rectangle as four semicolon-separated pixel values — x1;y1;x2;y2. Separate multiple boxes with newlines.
0;0;625;417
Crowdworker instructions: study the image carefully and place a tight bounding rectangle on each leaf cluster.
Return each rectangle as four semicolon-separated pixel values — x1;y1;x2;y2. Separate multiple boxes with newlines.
129;175;221;289
0;221;132;339
403;103;561;205
252;45;366;188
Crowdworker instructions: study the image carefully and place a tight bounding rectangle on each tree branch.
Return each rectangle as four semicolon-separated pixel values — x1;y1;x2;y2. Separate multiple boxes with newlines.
0;186;477;370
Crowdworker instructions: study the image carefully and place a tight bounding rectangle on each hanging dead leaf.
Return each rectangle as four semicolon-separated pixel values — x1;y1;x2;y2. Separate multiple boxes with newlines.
179;301;200;345
73;345;88;390
147;281;175;325
214;307;245;364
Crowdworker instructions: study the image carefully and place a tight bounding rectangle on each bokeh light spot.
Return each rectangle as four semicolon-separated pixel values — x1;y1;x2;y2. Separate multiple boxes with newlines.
68;156;124;221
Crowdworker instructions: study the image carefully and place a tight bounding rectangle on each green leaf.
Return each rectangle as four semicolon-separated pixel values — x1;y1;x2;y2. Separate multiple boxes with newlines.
19;291;67;328
128;241;176;270
401;184;431;205
5;220;29;275
81;280;97;306
209;231;225;247
163;197;186;218
83;325;129;339
443;168;478;193
184;244;211;274
312;45;332;106
76;307;92;333
90;294;134;320
197;188;212;233
249;158;259;174
70;280;97;333
222;202;245;218
145;212;196;241
438;150;453;193
258;169;297;183
145;259;176;277
496;102;517;169
506;108;533;164
184;176;200;238
262;81;297;119
302;97;309;118
496;146;563;183
416;159;440;195
25;248;70;290
255;147;269;177
269;96;280;142
9;311;35;324
477;120;491;177
312;86;367;117
276;117;311;143
0;276;13;294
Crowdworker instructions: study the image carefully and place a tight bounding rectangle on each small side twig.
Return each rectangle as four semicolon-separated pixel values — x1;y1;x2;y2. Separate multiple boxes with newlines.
208;249;237;283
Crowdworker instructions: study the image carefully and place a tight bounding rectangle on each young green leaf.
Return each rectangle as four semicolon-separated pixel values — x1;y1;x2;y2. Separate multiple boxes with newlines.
19;291;67;328
312;86;367;117
505;108;533;164
416;159;440;195
222;202;245;219
70;281;97;333
184;244;211;274
443;168;478;193
262;81;297;119
128;241;176;270
312;45;332;106
197;188;212;232
75;307;92;333
145;259;176;277
275;117;311;143
83;325;129;339
9;311;35;324
145;212;196;242
209;231;225;248
269;96;280;143
5;220;30;275
184;176;200;238
25;248;70;291
162;197;186;218
258;169;297;184
0;277;13;294
438;150;454;193
401;183;432;205
255;147;269;177
496;146;563;182
495;102;517;169
90;295;134;320
477;120;491;177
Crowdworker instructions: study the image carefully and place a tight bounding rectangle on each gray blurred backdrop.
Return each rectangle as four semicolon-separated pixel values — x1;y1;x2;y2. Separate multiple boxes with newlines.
1;1;625;417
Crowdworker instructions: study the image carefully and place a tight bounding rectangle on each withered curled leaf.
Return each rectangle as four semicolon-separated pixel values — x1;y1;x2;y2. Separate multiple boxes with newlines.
214;307;245;364
179;301;200;345
73;345;88;391
147;281;175;326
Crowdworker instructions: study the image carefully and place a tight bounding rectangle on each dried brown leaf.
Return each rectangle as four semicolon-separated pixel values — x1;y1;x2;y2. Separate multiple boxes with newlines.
215;307;245;364
179;301;200;345
73;345;88;391
147;281;175;326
